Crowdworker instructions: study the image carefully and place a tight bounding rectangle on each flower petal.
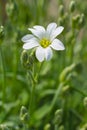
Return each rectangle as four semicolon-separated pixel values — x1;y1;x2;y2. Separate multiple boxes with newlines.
23;39;39;50
33;25;45;32
47;22;57;34
35;46;45;62
44;47;53;61
28;28;45;39
46;23;57;38
51;26;64;40
50;39;65;50
21;34;34;42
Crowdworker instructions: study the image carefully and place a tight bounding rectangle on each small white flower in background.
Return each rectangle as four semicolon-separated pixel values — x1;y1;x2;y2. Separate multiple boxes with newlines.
22;22;65;62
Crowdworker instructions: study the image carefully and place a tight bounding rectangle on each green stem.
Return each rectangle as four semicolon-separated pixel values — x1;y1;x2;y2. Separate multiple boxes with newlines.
71;86;87;96
29;63;36;116
23;123;28;130
13;45;18;86
29;78;35;116
36;62;44;82
29;62;43;115
28;63;42;116
70;109;83;122
0;47;6;103
55;124;59;130
50;83;63;111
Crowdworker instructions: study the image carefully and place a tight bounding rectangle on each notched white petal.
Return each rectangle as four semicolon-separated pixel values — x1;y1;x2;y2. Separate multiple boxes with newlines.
45;47;53;61
51;26;64;40
21;34;33;42
50;39;65;50
35;46;45;62
23;40;39;50
47;23;57;31
47;23;57;37
33;25;45;32
28;28;45;39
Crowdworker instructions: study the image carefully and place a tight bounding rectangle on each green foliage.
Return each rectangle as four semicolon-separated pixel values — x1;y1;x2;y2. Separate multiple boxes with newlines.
0;0;87;130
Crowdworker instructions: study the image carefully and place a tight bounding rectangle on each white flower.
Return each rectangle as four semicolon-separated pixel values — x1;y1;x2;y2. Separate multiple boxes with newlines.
22;22;65;62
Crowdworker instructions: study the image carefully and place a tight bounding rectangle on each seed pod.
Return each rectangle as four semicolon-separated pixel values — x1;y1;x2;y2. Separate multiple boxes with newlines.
54;109;63;125
69;1;76;12
20;106;29;123
44;124;51;130
59;5;64;16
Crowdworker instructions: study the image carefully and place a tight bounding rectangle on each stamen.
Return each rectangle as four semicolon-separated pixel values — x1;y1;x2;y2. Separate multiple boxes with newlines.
40;38;51;48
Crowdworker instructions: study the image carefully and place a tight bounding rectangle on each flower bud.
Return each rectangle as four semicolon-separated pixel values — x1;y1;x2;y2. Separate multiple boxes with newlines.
21;50;28;65
83;97;87;109
58;0;63;4
44;123;51;130
72;15;80;28
71;38;75;45
6;1;18;18
59;125;64;130
59;63;75;82
0;26;4;35
6;3;14;17
74;62;83;73
69;1;76;12
81;124;87;130
62;85;70;94
63;12;68;22
20;113;29;122
6;1;18;23
20;106;29;122
59;5;64;16
0;124;9;130
0;26;4;40
53;109;63;125
78;14;85;27
58;18;63;26
20;106;28;115
21;50;34;69
66;32;74;44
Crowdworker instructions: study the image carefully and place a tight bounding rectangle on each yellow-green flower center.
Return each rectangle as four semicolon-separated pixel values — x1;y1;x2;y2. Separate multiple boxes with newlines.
40;38;51;48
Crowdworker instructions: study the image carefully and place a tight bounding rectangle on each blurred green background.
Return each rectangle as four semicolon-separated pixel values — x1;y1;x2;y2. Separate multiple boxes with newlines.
0;0;87;130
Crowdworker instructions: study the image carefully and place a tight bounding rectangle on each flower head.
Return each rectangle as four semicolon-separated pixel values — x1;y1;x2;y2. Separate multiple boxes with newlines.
22;23;65;62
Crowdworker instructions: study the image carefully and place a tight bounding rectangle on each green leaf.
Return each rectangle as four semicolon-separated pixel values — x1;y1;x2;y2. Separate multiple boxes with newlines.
33;104;51;120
